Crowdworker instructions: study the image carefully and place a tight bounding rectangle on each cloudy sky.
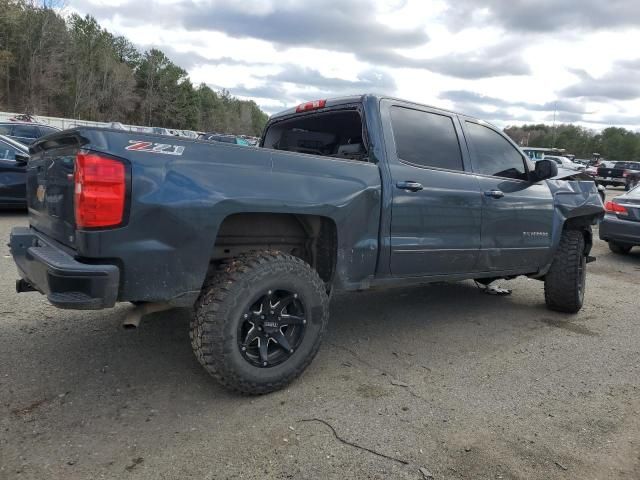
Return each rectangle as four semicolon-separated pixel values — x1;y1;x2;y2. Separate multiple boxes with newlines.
68;0;640;130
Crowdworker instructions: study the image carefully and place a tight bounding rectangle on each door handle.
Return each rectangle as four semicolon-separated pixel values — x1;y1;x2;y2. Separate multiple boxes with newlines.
484;189;504;199
396;181;423;192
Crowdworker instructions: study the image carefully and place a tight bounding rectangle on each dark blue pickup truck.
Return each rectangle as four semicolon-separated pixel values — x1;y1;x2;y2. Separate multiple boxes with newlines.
10;94;604;393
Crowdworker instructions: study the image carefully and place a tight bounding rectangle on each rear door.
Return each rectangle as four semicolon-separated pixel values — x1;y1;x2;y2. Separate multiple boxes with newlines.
381;100;482;276
0;139;27;205
461;120;554;272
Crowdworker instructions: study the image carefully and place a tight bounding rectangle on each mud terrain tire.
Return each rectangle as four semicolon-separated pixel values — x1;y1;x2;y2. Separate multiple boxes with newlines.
190;250;329;394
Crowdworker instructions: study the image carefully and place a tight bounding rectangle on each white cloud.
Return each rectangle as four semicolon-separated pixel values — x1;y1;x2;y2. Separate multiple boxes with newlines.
67;0;640;130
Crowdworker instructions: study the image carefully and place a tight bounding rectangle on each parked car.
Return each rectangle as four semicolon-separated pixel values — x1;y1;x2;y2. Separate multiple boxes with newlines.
151;127;172;136
0;134;29;208
599;186;640;254
180;130;199;139
10;94;604;394
0;122;60;145
199;132;250;145
596;161;640;190
543;155;585;171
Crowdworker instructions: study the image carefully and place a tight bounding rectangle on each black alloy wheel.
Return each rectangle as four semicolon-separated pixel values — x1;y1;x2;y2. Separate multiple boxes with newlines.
238;289;307;368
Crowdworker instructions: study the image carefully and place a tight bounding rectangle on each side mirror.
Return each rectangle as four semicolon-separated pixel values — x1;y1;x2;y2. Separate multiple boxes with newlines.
14;152;29;166
531;159;558;182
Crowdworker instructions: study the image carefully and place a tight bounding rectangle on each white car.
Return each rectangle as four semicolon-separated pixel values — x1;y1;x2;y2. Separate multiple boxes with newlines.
543;155;585;171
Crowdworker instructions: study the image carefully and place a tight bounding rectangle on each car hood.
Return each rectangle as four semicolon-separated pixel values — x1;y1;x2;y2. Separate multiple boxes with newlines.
553;167;594;181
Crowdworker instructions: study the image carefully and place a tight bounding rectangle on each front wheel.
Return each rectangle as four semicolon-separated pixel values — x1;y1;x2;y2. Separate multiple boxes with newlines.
544;230;586;313
190;251;329;394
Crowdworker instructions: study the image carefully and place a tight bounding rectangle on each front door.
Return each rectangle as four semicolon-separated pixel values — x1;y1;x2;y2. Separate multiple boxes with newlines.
462;120;554;272
383;103;482;276
0;141;27;206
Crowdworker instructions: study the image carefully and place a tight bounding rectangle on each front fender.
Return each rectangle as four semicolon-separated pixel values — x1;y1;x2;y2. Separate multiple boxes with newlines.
534;180;604;277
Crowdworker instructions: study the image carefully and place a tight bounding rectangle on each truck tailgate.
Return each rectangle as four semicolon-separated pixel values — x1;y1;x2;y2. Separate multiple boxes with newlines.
27;142;78;248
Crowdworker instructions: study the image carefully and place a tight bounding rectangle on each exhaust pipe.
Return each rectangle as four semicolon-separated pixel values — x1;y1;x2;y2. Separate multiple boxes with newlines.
16;279;36;293
123;302;173;329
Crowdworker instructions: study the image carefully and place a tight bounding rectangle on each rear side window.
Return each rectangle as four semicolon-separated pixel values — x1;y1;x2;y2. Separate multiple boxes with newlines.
465;121;528;180
0;125;12;135
390;107;463;171
13;125;38;139
39;126;59;136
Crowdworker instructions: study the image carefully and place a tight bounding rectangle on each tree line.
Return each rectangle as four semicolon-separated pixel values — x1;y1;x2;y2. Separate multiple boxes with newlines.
504;124;640;161
0;0;269;135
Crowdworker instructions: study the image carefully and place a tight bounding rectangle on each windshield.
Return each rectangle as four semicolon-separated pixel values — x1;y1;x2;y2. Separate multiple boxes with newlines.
627;184;640;197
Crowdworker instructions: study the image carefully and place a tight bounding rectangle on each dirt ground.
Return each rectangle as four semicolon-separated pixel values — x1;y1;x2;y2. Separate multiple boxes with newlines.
1;189;639;480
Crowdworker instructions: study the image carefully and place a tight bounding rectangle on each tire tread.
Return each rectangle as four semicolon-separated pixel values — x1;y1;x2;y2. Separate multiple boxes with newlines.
190;250;329;394
544;230;586;313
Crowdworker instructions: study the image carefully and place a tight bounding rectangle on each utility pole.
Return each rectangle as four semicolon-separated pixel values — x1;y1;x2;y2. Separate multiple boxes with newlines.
551;101;557;148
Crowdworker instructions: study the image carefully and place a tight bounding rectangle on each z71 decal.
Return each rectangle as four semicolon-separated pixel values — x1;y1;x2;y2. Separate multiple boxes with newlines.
125;140;185;156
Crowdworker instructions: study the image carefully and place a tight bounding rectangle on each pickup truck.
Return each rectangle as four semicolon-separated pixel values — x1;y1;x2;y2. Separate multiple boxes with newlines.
10;94;604;394
596;161;640;190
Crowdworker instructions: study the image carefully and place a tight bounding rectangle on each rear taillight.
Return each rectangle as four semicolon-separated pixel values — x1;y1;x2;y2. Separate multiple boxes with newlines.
295;99;326;113
605;200;628;216
623;170;629;178
74;152;126;228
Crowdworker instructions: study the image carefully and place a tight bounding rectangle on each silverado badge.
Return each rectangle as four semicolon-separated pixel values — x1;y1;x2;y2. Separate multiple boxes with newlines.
125;140;185;156
36;184;46;203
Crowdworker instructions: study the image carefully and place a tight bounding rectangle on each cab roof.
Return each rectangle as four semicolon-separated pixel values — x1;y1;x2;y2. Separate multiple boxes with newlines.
267;93;487;125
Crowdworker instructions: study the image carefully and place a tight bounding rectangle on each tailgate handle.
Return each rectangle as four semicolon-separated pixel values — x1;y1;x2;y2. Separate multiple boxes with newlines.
396;181;423;192
484;189;505;199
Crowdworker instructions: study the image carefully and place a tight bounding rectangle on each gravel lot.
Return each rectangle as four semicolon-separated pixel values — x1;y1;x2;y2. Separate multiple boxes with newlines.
1;189;639;480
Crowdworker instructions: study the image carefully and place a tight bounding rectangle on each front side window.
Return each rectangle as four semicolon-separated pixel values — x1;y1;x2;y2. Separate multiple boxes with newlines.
390;106;464;171
465;122;528;180
0;142;20;160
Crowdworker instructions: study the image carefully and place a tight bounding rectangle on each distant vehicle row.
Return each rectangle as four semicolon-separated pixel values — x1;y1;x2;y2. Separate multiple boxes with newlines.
594;161;640;190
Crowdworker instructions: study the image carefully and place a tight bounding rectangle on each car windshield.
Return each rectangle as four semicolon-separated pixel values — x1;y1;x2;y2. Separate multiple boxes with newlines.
626;184;640;197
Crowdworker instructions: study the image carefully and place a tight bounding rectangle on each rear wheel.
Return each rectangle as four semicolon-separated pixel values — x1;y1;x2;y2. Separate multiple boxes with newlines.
190;250;329;394
544;230;586;313
608;242;632;254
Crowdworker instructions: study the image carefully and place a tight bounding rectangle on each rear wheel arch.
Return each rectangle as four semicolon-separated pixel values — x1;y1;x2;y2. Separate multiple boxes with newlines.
210;212;338;287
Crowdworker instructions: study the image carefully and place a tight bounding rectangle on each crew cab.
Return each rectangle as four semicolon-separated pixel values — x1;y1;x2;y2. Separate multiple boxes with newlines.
596;161;640;190
10;94;604;394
